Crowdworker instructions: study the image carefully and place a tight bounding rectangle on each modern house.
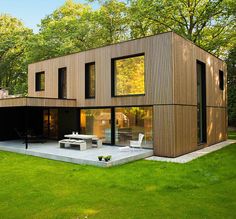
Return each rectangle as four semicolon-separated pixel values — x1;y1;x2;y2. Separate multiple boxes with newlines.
0;32;227;157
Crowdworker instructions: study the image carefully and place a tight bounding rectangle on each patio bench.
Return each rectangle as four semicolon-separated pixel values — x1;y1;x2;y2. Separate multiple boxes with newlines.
92;138;102;148
59;139;87;151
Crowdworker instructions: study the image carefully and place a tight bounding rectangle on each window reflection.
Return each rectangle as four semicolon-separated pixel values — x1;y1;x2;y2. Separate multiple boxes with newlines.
35;72;45;91
113;55;145;96
80;109;111;143
43;109;58;139
115;107;152;148
85;63;95;98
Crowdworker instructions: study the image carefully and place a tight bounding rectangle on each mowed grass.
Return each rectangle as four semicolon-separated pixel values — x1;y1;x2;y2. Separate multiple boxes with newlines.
0;133;236;219
228;130;236;140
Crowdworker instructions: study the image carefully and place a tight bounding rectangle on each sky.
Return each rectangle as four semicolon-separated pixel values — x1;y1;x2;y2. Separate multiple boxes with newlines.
0;0;99;33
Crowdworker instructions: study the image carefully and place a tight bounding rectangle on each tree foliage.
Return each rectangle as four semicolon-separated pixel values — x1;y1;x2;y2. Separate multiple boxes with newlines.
128;0;236;57
27;0;95;62
227;45;236;126
0;14;32;94
27;0;129;62
93;0;129;44
115;55;145;95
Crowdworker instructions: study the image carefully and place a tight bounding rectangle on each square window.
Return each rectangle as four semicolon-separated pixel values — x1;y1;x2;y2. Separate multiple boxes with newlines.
112;54;145;96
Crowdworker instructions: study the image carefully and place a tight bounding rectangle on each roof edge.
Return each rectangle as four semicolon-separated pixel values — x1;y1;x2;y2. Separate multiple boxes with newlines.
29;30;225;65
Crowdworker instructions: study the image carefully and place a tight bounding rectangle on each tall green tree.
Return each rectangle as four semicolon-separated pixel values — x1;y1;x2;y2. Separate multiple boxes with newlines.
0;14;32;94
227;45;236;126
29;0;130;62
128;0;236;56
92;0;129;44
27;0;96;62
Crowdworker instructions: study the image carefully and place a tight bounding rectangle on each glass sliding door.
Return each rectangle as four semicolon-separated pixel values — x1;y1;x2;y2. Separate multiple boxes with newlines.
115;107;153;148
80;108;111;144
43;109;58;139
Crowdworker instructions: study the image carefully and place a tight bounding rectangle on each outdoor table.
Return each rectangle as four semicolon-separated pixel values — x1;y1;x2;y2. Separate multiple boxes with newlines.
64;134;97;149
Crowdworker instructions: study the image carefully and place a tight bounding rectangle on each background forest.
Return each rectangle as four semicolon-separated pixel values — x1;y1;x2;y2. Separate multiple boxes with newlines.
0;0;235;125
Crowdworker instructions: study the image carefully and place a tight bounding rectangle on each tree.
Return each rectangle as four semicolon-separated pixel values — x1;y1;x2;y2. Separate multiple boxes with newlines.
128;0;236;57
27;0;100;62
0;14;32;94
227;45;236;126
28;0;130;63
92;0;129;44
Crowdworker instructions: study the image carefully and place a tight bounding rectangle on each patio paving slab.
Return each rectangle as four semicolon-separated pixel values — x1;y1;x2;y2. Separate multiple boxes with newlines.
1;140;234;166
146;140;236;163
0;140;153;167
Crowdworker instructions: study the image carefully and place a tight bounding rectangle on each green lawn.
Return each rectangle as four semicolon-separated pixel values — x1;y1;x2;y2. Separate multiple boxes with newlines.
228;130;236;140
0;133;236;219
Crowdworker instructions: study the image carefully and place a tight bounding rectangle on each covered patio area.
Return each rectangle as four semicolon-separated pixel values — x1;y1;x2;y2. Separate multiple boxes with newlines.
0;97;78;141
0;140;153;167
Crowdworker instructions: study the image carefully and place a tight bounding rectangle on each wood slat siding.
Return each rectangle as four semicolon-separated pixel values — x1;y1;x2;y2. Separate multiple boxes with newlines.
207;107;227;146
153;105;176;157
174;105;198;157
0;98;76;108
26;32;227;157
28;55;78;99
28;32;174;107
172;33;227;156
173;33;227;107
26;98;76;107
0;98;27;107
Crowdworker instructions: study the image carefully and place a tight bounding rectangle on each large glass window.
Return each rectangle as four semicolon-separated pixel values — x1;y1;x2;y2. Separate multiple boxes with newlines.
80;109;111;144
58;67;67;99
197;61;207;144
112;54;145;96
35;72;45;91
115;107;152;148
85;62;95;98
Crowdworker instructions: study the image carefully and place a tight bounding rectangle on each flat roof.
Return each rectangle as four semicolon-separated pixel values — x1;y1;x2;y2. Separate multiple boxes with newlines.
0;97;76;108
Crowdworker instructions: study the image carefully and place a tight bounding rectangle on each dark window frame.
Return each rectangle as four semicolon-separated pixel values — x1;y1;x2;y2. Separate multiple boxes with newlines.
111;53;145;97
35;71;45;91
78;104;153;146
80;107;112;144
114;106;153;147
58;67;67;99
85;62;96;99
219;70;224;91
197;60;207;145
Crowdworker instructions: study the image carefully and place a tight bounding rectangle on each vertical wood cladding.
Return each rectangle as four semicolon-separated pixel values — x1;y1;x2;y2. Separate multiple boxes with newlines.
153;105;176;157
28;32;173;107
172;33;227;156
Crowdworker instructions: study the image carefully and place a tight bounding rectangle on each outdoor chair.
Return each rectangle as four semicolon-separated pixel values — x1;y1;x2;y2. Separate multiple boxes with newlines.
130;133;144;148
118;133;144;152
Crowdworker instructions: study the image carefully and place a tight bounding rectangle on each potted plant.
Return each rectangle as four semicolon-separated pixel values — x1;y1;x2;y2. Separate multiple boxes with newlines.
104;155;112;162
98;155;103;161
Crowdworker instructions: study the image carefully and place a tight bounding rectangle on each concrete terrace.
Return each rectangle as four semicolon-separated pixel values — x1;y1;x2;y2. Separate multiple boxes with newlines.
0;140;235;167
0;140;153;167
